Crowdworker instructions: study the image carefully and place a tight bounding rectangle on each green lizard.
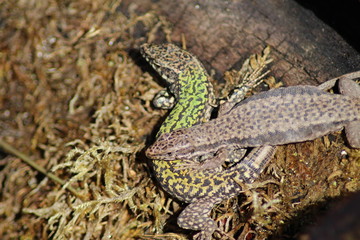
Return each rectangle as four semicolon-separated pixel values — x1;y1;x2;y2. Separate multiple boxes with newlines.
141;43;275;240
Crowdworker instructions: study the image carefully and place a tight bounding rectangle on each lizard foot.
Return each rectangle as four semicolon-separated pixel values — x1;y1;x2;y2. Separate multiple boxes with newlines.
175;147;247;171
178;198;218;240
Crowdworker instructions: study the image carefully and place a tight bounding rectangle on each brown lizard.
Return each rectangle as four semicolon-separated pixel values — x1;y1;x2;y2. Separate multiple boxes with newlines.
146;73;360;166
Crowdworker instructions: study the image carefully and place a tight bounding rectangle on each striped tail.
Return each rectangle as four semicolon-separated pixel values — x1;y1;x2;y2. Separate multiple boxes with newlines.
228;146;276;184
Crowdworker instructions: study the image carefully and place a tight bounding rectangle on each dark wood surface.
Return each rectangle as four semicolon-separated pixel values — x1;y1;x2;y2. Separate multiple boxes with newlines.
124;0;360;86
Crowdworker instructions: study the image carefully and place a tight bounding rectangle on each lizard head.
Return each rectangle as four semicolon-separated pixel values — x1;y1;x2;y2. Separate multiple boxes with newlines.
145;129;196;161
140;43;205;91
141;43;190;85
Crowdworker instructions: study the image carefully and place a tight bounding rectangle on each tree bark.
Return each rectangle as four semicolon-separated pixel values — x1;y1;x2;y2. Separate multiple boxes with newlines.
124;0;360;86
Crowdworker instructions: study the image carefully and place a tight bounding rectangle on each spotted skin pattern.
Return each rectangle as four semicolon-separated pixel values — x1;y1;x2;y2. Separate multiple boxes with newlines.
146;79;360;162
141;43;275;240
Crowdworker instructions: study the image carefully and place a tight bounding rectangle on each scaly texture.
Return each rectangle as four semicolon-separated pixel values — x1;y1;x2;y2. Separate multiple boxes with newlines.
146;79;360;161
141;43;275;240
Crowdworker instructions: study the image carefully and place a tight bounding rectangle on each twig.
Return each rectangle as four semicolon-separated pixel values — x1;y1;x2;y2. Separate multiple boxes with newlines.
0;138;85;201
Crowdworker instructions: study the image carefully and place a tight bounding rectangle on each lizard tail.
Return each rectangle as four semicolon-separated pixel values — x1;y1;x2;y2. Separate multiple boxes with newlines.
227;146;276;184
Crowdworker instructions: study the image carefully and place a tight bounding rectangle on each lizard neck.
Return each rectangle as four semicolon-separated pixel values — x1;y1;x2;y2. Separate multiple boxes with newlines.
157;67;213;135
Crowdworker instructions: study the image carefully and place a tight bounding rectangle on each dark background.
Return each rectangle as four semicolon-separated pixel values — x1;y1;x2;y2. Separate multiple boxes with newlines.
297;0;360;52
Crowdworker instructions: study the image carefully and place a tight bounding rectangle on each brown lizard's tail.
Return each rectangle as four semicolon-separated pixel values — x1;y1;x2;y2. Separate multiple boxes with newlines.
339;78;360;148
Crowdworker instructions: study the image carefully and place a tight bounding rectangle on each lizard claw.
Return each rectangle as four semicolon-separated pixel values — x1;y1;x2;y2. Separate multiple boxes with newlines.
193;231;212;240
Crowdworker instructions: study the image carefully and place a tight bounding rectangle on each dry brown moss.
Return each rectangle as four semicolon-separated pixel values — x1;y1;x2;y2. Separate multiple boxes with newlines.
0;1;172;239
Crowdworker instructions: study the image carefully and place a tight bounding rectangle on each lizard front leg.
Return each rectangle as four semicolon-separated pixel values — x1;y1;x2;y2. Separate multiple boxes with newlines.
176;147;247;171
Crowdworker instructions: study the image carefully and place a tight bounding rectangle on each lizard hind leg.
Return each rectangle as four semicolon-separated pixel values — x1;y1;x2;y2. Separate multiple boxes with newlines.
339;78;360;148
345;121;360;148
177;197;218;240
339;77;360;97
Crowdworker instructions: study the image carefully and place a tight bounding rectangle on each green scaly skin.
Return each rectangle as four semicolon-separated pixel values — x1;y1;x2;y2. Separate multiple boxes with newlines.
141;43;274;240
